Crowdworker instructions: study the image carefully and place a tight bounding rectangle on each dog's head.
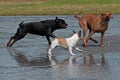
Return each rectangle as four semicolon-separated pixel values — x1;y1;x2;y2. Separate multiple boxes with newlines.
101;12;113;22
72;30;81;38
55;17;68;29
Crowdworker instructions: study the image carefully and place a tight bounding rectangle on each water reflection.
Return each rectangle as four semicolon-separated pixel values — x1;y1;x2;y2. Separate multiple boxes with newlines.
83;52;105;66
6;47;111;80
7;47;55;67
7;47;106;67
48;55;76;68
7;47;76;68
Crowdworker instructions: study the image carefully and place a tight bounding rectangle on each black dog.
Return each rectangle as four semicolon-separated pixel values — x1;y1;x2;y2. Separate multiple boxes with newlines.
7;17;67;47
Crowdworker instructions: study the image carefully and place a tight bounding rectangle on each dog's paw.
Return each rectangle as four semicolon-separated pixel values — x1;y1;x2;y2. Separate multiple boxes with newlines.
48;50;52;56
70;53;75;56
75;47;82;52
83;43;87;47
100;44;104;48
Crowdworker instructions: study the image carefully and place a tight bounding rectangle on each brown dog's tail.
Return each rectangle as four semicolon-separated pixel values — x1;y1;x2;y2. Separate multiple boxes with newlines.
74;12;82;19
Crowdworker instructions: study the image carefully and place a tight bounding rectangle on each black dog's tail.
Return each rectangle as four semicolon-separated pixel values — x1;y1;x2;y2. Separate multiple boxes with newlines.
74;12;82;19
19;21;24;27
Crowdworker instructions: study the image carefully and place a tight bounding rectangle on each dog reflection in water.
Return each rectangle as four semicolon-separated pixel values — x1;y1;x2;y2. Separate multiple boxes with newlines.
7;47;76;67
48;30;82;56
83;53;105;66
48;55;76;66
7;47;56;67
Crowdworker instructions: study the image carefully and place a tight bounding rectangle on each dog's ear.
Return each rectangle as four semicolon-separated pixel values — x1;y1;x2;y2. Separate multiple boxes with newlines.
79;30;81;34
55;17;59;22
101;13;104;17
72;30;76;34
100;13;105;20
78;30;81;36
101;13;104;16
55;17;58;20
109;13;113;19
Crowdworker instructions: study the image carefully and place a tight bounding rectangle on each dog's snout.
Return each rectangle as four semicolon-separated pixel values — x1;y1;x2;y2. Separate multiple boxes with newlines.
106;16;109;18
64;23;68;27
65;23;68;26
106;16;109;19
105;17;110;22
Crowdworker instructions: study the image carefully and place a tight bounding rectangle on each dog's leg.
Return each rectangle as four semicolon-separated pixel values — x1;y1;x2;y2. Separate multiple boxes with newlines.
100;32;105;48
86;31;94;46
46;29;56;45
7;37;14;47
48;39;58;56
9;39;17;47
88;30;98;43
7;36;18;47
75;47;82;52
83;29;87;47
46;36;51;45
7;28;27;47
78;20;87;47
82;26;88;47
90;37;98;43
48;47;53;56
68;47;75;56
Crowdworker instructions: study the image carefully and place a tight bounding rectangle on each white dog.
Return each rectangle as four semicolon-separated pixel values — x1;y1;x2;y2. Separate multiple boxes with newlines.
48;31;82;56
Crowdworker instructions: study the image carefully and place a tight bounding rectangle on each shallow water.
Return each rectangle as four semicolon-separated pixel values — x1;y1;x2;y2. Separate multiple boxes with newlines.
0;15;120;80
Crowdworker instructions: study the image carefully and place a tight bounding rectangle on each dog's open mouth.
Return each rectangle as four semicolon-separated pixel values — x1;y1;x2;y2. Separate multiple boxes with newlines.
62;24;68;28
105;17;110;22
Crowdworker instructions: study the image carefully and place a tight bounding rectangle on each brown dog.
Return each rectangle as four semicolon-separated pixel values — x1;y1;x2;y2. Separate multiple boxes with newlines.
74;12;113;48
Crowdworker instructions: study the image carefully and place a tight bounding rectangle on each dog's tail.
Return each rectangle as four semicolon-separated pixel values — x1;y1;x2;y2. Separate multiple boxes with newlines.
19;21;24;27
74;12;82;19
19;21;24;29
